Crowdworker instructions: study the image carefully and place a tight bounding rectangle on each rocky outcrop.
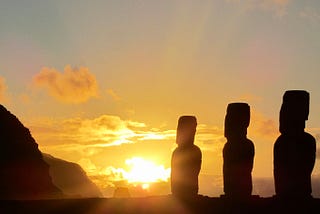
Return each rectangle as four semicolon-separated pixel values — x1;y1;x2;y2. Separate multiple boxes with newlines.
43;153;102;198
0;105;62;199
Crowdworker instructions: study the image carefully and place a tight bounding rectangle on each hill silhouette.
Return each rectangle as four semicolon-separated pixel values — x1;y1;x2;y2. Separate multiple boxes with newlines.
42;153;102;198
0;104;62;199
0;104;103;199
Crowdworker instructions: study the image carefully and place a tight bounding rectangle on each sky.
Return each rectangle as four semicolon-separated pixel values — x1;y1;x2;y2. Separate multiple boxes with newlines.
1;0;320;197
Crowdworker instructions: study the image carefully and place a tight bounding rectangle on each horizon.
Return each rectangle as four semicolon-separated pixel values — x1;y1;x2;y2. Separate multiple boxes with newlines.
1;0;320;198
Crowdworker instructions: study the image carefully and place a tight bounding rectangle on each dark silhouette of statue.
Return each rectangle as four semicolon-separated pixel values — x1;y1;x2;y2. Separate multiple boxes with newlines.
171;116;202;198
274;90;316;198
0;105;62;199
223;103;254;198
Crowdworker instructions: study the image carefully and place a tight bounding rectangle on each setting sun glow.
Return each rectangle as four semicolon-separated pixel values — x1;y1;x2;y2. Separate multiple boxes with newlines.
3;0;320;199
124;157;171;188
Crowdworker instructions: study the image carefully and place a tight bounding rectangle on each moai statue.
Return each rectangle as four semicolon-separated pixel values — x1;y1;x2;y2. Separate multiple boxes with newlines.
171;116;202;198
274;90;316;198
223;103;255;198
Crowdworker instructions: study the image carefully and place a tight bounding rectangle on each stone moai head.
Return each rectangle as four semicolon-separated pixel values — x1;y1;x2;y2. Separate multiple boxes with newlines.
224;103;250;139
176;116;197;146
279;90;309;134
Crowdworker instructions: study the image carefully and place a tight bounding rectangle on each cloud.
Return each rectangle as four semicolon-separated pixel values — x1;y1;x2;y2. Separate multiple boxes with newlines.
30;110;280;179
249;109;278;139
0;76;8;102
32;65;99;103
28;114;175;152
226;0;290;17
78;157;171;192
195;124;225;151
78;158;127;189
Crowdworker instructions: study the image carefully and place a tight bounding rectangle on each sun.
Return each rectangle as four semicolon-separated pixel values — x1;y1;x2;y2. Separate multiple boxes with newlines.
124;157;171;188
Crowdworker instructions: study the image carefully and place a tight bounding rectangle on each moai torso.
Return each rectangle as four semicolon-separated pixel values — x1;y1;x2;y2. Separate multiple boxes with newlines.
223;103;255;198
171;116;202;198
274;90;316;198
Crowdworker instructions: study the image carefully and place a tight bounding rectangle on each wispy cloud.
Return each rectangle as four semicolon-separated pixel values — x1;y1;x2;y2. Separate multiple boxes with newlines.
28;114;175;151
195;124;225;151
249;109;279;139
32;65;99;103
78;158;127;188
0;76;8;102
226;0;291;17
28;112;226;159
30;109;280;157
